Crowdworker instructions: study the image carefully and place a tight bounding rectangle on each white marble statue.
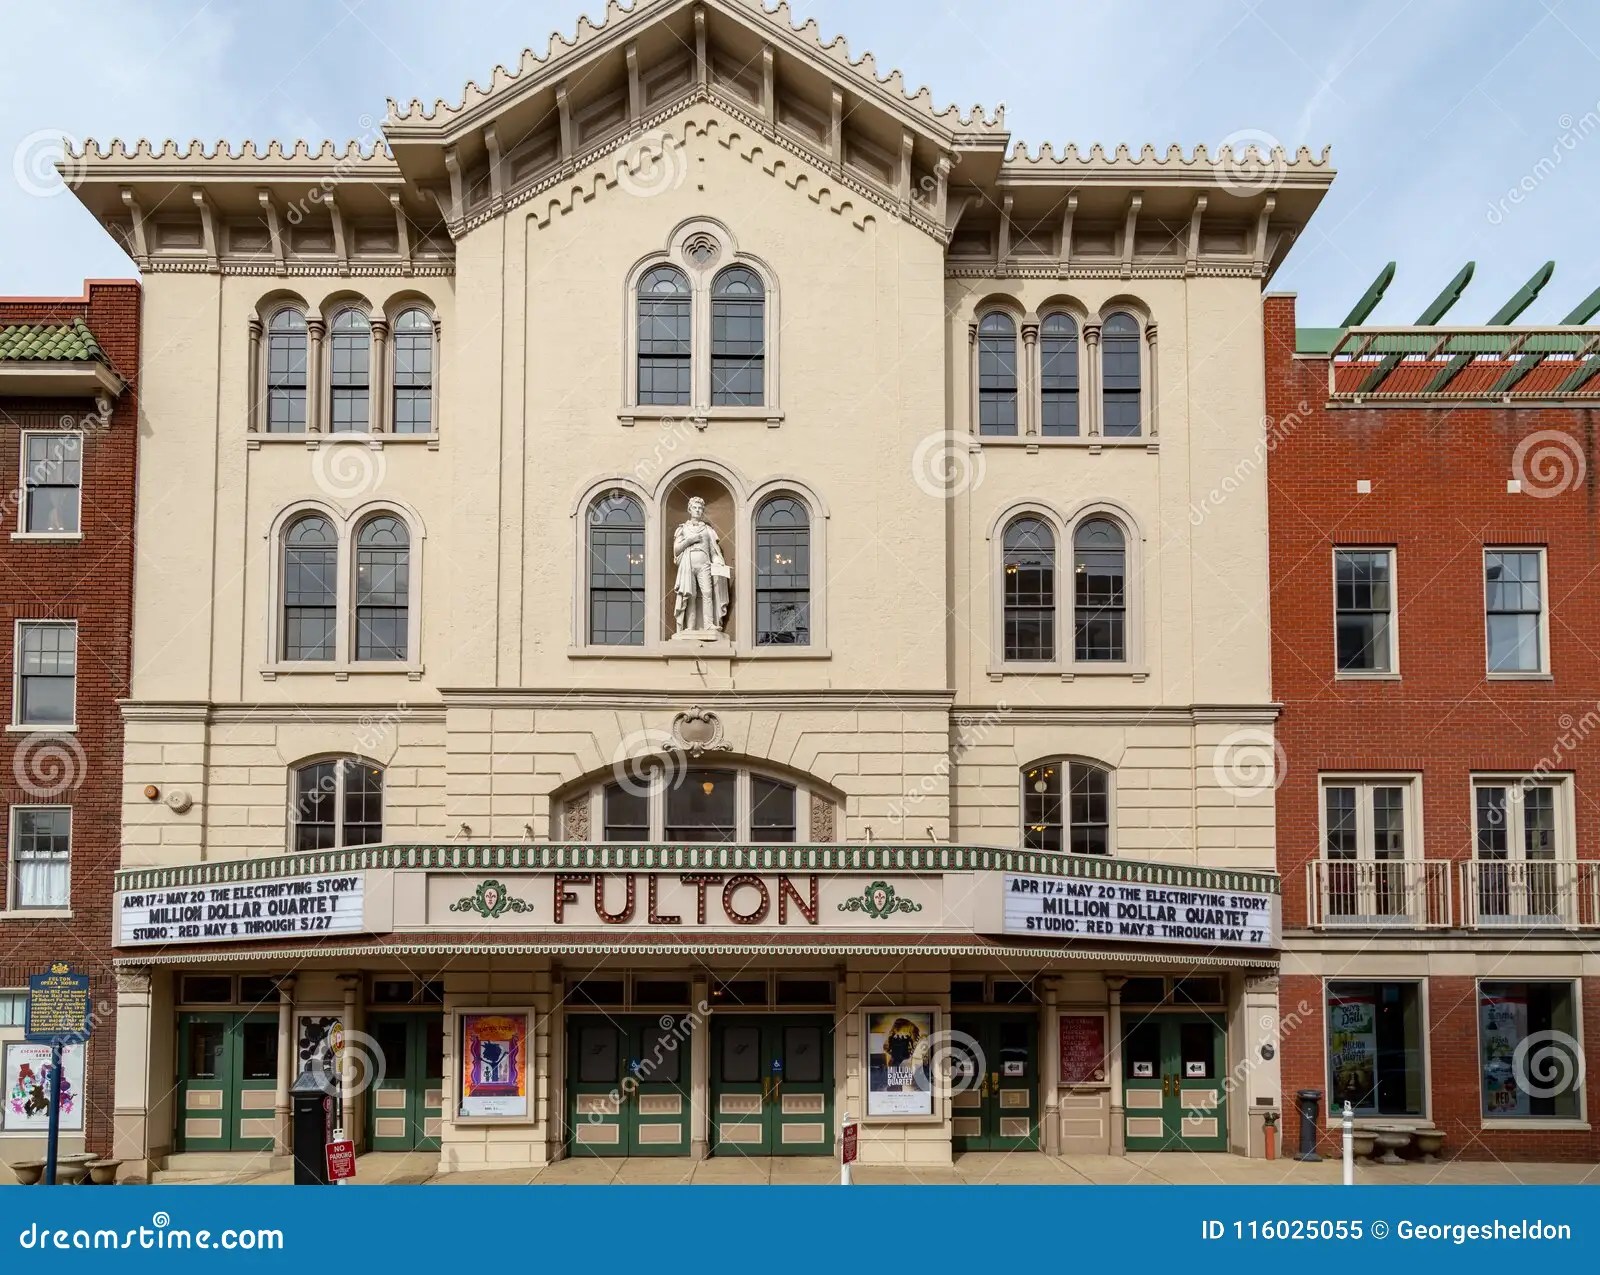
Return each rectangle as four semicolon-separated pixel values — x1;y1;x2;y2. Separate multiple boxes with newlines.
672;496;730;637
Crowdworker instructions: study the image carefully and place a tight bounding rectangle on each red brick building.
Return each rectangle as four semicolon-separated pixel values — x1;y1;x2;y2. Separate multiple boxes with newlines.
1266;283;1600;1161
0;280;139;1166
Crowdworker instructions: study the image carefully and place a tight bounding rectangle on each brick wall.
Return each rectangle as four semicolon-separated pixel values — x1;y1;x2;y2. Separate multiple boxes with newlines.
1280;973;1600;1160
1267;292;1600;1161
0;279;140;1157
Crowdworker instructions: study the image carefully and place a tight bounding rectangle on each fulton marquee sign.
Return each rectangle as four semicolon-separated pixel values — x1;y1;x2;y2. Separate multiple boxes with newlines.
1001;872;1279;951
111;849;1280;949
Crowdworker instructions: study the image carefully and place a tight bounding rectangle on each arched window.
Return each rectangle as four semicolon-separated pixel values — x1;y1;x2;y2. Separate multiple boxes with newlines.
1040;313;1079;436
1101;311;1142;436
1023;760;1111;855
392;308;434;434
328;309;372;432
1074;518;1126;662
754;496;809;646
292;758;383;851
588;492;646;645
355;516;410;661
1003;517;1055;662
637;266;691;406
598;768;801;843
282;515;337;661
266;309;308;433
711;266;765;407
977;312;1019;436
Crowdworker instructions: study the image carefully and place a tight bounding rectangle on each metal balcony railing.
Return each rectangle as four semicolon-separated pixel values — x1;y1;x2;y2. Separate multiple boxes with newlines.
1305;859;1453;929
1460;859;1600;929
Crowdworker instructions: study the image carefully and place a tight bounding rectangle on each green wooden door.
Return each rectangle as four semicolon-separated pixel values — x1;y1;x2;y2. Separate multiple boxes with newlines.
1122;1015;1227;1151
568;1015;693;1156
368;1015;443;1151
951;1015;1039;1151
177;1012;277;1152
712;1016;833;1156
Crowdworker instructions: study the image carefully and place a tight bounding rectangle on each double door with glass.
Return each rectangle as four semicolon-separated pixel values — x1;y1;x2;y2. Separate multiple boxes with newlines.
177;1013;278;1152
568;1014;693;1156
367;1014;443;1151
950;1014;1039;1150
711;1016;833;1155
1121;1014;1227;1151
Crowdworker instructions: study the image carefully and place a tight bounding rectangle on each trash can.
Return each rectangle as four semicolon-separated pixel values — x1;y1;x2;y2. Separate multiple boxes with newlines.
291;1068;338;1185
1294;1088;1323;1162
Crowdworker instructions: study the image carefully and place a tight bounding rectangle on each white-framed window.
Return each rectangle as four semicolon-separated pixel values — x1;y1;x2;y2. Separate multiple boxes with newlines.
992;504;1137;674
562;765;835;844
1318;775;1421;921
390;306;436;434
289;757;383;852
1470;774;1572;922
19;431;83;536
1484;547;1547;675
268;504;421;671
8;805;71;909
0;990;26;1025
623;221;780;415
1021;758;1112;855
1477;979;1584;1121
12;620;76;728
1333;547;1396;675
264;306;308;433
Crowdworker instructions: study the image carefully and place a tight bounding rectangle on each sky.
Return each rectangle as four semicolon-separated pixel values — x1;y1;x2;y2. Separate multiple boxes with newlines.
3;0;1600;322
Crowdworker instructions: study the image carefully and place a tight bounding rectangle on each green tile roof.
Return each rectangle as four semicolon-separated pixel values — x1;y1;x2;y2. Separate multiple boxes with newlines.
0;317;107;364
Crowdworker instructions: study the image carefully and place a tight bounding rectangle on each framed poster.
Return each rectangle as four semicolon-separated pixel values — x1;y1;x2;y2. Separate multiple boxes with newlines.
295;1014;343;1082
863;1008;938;1120
459;1010;530;1119
1058;1012;1109;1086
3;1041;85;1133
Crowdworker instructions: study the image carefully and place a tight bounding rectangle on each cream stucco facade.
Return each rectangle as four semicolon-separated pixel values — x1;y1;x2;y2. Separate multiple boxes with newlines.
69;0;1331;1178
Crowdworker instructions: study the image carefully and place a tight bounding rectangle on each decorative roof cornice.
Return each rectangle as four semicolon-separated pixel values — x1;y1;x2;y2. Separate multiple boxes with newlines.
385;0;1005;140
998;140;1333;180
113;841;1281;895
66;137;396;168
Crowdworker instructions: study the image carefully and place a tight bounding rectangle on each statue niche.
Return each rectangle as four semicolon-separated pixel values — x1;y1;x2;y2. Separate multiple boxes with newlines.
665;480;735;642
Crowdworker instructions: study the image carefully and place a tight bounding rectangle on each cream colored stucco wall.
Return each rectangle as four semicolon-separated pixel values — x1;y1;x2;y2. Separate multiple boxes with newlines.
121;100;1277;874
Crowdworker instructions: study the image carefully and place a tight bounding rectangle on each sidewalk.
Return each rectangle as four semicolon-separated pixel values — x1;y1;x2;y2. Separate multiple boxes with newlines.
11;1151;1589;1187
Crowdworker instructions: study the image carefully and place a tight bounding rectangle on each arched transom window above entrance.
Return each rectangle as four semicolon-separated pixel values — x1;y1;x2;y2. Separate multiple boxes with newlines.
558;764;840;844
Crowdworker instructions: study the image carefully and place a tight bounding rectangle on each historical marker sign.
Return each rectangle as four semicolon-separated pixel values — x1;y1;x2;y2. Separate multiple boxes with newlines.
25;963;91;1043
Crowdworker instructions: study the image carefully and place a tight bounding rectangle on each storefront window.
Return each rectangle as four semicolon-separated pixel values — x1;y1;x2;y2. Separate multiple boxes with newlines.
1326;981;1425;1117
1479;981;1582;1120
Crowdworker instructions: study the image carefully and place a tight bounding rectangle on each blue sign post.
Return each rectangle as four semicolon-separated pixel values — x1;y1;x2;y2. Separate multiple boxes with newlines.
25;962;93;1188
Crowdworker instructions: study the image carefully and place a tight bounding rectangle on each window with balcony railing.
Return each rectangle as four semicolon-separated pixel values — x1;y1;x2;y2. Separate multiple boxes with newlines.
1467;777;1588;927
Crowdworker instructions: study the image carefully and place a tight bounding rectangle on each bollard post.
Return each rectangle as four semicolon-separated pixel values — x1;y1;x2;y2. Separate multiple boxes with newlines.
1341;1102;1354;1185
1294;1088;1323;1162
